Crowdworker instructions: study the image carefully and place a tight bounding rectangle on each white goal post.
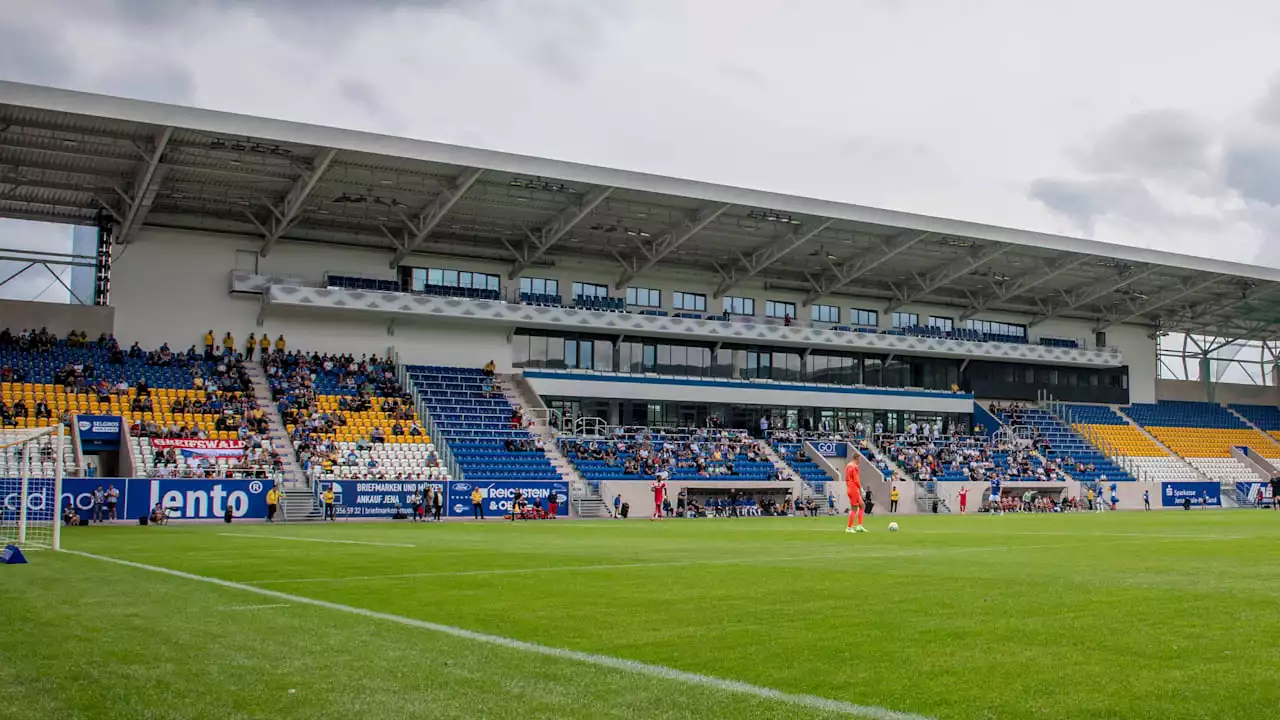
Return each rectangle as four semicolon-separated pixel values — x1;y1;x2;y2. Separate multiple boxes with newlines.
0;426;66;551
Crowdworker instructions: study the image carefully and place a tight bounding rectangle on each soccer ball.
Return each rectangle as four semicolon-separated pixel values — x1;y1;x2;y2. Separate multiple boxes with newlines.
888;522;899;532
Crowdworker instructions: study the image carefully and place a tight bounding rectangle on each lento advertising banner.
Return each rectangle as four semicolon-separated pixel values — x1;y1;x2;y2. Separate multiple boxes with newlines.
59;478;270;520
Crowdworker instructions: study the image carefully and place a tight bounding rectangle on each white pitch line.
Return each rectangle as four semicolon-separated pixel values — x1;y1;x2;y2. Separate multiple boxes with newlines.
219;603;290;611
217;533;415;548
244;554;829;586
242;543;1079;586
64;550;929;720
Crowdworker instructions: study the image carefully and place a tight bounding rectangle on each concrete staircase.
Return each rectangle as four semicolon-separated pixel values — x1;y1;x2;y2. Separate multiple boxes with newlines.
499;373;609;519
280;488;323;522
245;356;313;491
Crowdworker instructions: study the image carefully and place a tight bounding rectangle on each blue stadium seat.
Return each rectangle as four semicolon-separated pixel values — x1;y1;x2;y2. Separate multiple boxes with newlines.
406;365;560;481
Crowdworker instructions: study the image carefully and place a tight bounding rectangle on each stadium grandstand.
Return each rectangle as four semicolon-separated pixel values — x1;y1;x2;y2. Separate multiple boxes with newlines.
7;78;1280;720
3;78;1280;521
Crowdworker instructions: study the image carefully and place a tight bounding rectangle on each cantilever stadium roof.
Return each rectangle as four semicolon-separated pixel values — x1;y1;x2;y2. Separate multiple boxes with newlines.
1;79;1278;338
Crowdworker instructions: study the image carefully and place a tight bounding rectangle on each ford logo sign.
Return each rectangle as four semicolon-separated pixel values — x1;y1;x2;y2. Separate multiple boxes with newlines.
453;483;471;491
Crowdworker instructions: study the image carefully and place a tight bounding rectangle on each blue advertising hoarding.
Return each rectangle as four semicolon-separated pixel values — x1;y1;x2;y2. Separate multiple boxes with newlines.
60;478;270;520
1236;481;1274;506
812;441;847;458
320;480;567;518
321;480;447;518
1161;482;1221;508
446;481;568;518
75;414;122;451
15;477;568;522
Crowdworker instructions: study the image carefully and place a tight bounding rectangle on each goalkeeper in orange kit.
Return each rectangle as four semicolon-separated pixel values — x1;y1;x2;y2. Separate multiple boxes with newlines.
845;459;866;534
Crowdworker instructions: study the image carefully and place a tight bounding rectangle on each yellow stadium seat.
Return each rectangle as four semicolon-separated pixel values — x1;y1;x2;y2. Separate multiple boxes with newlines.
1074;424;1168;457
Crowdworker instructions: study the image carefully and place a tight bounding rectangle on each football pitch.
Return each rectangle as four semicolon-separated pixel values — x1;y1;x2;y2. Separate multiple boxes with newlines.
4;511;1280;719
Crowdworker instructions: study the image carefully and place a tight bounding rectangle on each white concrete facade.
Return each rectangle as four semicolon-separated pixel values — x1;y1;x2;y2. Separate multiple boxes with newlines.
105;227;1156;399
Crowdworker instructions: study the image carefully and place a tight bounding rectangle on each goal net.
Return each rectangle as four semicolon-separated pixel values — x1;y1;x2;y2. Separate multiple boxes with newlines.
0;426;66;551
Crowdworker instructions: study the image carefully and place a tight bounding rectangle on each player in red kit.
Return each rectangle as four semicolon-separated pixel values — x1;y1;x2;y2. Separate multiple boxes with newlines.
958;486;968;513
650;473;668;521
845;460;866;534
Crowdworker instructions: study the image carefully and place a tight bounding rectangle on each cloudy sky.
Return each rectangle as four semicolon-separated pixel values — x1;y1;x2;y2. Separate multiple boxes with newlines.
4;0;1280;300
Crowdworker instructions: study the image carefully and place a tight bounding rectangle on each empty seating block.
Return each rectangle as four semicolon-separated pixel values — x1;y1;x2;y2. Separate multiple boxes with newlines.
1229;404;1280;444
407;366;559;482
573;295;626;312
1075;424;1167;457
326;275;400;293
418;284;500;301
1121;402;1280;482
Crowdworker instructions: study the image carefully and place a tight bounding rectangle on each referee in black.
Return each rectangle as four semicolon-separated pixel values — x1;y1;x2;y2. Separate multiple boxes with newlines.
1270;472;1280;510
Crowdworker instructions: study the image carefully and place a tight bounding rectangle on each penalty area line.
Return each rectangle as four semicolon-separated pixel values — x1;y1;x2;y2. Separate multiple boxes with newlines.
64;550;930;720
217;533;415;548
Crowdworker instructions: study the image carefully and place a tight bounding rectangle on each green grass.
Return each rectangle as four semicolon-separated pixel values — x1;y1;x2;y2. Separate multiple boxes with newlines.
4;511;1280;719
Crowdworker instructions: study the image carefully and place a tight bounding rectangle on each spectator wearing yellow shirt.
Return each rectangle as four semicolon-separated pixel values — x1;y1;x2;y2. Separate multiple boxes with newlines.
203;330;215;359
274;334;286;355
222;331;235;357
471;487;484;520
265;485;280;523
245;333;257;361
889;484;900;513
258;334;270;357
323;486;336;521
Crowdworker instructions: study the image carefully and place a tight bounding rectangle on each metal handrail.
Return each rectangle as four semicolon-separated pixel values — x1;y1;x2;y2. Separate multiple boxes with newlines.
572;417;607;437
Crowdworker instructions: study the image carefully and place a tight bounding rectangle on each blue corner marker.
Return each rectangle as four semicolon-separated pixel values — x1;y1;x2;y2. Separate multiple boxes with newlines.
2;545;28;565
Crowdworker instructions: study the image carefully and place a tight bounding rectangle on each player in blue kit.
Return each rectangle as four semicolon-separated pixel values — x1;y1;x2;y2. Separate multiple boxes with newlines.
990;476;1003;515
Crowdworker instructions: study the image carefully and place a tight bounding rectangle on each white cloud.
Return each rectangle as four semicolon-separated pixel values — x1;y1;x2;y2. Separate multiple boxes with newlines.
3;0;1280;267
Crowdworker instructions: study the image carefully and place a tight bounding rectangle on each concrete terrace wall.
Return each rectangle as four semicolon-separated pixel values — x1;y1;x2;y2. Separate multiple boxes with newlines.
0;298;115;338
111;228;510;369
1156;378;1280;406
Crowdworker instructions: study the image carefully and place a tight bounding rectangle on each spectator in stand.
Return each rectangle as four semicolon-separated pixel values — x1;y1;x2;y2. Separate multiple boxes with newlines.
221;332;235;357
244;333;257;361
203;330;215;359
483;359;496;377
274;334;286;356
259;334;270;358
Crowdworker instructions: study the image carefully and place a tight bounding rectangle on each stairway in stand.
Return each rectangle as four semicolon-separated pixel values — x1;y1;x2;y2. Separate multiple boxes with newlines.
500;373;610;519
244;359;318;521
